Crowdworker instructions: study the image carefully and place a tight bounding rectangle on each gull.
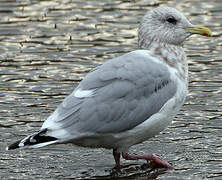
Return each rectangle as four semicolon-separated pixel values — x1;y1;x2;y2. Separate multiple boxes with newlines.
6;6;211;169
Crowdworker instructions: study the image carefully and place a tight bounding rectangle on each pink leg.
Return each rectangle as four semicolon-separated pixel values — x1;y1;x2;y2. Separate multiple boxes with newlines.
122;152;171;168
113;149;121;169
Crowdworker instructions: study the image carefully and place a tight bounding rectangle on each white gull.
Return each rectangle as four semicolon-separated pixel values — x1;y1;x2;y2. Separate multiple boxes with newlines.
7;6;211;169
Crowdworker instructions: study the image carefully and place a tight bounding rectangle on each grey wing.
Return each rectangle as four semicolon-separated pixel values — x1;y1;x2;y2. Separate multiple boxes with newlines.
42;50;177;136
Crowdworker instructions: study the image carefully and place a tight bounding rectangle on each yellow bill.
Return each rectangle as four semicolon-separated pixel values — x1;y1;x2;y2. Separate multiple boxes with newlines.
185;25;212;37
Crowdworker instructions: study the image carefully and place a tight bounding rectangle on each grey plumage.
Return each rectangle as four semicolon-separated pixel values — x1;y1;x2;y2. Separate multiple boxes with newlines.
47;50;177;135
6;6;211;169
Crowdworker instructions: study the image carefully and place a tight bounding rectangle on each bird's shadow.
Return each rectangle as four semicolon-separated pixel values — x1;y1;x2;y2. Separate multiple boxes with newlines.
92;163;169;179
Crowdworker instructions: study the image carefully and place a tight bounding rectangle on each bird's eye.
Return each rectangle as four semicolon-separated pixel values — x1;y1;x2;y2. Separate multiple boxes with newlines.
166;17;177;25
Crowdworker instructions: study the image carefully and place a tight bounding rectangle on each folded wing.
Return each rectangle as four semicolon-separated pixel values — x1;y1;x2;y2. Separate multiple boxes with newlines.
41;50;177;140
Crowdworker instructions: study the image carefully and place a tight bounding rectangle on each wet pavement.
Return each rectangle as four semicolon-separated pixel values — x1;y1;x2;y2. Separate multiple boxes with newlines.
0;0;222;179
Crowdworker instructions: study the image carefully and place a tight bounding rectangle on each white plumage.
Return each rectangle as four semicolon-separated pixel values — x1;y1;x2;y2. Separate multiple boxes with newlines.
7;6;211;169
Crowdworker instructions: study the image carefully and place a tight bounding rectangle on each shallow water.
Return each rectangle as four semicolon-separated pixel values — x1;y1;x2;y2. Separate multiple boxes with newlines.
0;0;222;179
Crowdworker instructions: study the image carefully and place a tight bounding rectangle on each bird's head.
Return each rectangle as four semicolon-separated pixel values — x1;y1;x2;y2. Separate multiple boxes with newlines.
138;6;212;48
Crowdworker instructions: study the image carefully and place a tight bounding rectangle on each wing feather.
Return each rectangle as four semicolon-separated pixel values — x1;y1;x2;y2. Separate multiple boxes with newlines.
42;50;177;138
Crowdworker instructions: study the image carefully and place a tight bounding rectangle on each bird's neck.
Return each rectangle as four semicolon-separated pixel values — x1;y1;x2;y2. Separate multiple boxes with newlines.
141;41;188;81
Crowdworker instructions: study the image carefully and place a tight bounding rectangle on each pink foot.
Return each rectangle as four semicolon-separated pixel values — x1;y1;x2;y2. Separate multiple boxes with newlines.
148;154;172;168
122;152;172;168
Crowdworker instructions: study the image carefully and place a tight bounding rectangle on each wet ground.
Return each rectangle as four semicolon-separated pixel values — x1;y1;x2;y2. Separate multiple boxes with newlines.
0;0;222;179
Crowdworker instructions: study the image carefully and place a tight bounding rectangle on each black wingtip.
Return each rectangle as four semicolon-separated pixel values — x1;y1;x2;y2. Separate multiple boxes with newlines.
6;140;21;150
6;129;58;150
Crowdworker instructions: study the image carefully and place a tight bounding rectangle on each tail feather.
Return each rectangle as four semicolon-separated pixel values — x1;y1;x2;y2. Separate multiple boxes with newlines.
6;129;58;150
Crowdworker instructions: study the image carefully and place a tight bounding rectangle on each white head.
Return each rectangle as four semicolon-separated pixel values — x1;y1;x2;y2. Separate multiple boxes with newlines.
138;7;211;48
